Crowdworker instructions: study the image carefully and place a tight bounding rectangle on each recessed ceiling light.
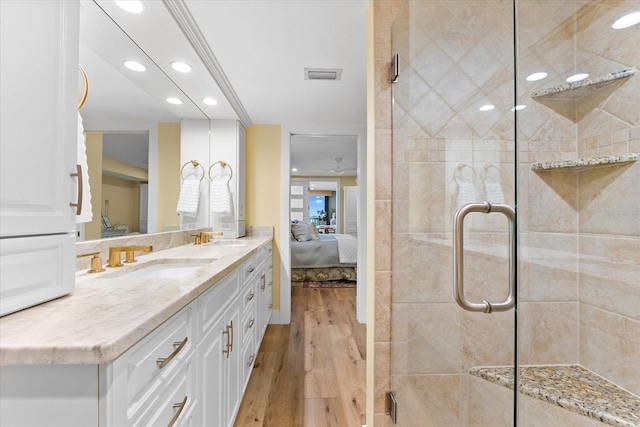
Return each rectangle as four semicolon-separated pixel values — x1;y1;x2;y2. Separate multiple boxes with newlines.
511;105;527;111
166;97;183;105
114;1;144;14
612;11;640;29
171;61;192;73
123;60;146;72
203;97;218;106
291;168;298;172
526;72;548;81
566;73;589;83
479;104;495;111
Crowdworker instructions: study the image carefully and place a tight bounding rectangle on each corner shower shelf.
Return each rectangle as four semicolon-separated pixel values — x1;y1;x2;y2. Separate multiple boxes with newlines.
470;365;640;427
531;153;638;171
531;68;636;100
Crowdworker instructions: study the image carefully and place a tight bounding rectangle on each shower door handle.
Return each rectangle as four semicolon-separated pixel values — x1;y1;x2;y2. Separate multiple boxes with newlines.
453;202;515;313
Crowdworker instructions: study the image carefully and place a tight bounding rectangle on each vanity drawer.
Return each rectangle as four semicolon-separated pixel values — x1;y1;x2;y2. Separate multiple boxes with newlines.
242;306;256;348
241;333;255;391
241;256;258;284
241;277;256;316
132;354;196;427
112;301;196;425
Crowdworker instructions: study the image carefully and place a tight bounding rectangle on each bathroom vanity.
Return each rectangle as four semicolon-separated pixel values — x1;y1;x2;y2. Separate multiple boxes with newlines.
0;237;273;427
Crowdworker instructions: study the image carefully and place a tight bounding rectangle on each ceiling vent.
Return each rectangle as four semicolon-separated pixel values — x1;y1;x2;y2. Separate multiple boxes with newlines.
304;68;342;81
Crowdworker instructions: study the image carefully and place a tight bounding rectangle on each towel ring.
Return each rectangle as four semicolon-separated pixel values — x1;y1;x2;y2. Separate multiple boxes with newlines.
78;65;89;110
181;160;205;181
481;164;501;183
453;164;476;185
208;160;233;184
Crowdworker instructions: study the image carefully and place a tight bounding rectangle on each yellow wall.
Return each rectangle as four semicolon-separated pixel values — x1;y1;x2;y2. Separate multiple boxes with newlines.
85;131;103;240
102;175;140;233
246;124;281;310
157;122;181;232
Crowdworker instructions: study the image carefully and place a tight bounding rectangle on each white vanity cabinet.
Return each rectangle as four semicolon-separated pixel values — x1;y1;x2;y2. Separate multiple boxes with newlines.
0;240;274;427
0;0;79;316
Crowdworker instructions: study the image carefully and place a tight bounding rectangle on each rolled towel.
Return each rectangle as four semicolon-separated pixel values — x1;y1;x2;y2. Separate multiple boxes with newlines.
210;180;232;216
484;182;505;204
456;182;476;210
177;178;201;217
76;112;93;223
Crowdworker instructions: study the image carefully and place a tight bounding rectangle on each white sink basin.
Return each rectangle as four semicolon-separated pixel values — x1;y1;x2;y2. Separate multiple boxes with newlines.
106;259;214;280
206;240;248;247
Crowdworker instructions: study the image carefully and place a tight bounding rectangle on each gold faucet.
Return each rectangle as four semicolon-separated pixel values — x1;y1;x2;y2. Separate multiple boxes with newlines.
77;251;105;273
198;231;223;244
108;245;153;267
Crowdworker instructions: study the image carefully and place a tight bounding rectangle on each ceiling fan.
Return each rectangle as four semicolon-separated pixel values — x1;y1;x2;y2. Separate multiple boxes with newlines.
329;158;345;175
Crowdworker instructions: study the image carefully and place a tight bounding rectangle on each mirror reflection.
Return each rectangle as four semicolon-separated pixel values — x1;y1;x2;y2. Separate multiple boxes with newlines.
77;0;205;241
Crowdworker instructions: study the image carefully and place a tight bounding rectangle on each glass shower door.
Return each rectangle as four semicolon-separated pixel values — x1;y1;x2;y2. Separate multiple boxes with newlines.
390;1;519;425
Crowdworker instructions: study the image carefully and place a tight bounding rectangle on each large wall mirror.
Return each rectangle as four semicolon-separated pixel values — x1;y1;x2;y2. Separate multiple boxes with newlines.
77;0;207;241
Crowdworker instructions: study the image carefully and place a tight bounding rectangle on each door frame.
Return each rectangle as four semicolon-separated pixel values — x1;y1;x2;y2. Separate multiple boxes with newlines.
275;123;367;324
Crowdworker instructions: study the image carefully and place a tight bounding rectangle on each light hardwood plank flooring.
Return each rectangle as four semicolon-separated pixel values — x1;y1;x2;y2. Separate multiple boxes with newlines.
235;282;366;427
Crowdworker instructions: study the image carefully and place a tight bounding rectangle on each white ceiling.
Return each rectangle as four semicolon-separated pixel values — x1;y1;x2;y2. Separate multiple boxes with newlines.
79;0;367;176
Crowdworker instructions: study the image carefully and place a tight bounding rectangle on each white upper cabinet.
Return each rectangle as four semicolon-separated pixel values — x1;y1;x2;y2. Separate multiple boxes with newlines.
0;0;79;237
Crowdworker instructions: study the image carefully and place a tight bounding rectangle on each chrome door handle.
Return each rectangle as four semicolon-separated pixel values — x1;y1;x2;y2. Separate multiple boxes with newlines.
453;202;515;313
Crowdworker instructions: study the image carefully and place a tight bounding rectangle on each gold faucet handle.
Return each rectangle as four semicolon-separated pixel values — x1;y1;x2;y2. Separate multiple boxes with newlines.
191;234;202;245
77;252;105;273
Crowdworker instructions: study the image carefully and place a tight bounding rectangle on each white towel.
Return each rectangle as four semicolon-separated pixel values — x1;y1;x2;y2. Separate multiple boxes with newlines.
484;182;505;204
177;178;201;217
210;180;232;216
456;182;476;210
76;112;93;223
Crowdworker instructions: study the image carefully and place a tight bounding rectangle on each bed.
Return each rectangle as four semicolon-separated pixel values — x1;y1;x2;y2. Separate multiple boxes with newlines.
290;222;357;282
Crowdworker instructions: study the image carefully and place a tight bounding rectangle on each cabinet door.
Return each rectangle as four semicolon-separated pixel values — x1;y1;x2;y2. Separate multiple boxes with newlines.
224;298;242;427
199;315;226;427
0;1;79;237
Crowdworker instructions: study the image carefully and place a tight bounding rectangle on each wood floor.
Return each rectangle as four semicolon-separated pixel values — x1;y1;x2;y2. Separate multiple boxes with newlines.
234;282;366;427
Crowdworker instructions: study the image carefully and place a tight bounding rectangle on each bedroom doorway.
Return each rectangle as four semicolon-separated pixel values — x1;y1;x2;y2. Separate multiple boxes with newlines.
280;129;367;325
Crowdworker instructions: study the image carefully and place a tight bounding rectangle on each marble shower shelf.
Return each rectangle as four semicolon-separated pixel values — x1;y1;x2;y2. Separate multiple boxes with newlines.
531;69;636;100
531;153;638;171
470;365;640;427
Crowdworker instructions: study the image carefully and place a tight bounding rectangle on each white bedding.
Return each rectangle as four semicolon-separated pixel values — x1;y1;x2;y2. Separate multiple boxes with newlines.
332;234;357;263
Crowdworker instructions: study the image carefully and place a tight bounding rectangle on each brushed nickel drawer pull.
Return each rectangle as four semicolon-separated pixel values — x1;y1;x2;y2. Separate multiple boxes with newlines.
70;164;83;215
246;292;255;301
268;303;273;309
247;318;254;329
247;354;255;366
260;273;266;290
222;325;230;357
247;267;255;273
156;337;188;369
168;396;187;427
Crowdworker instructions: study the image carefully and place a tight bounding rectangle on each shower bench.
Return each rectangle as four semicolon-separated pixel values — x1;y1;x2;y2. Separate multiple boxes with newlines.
470;365;640;426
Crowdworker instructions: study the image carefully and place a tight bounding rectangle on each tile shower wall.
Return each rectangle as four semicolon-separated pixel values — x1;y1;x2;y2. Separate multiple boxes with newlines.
376;0;639;424
519;0;640;396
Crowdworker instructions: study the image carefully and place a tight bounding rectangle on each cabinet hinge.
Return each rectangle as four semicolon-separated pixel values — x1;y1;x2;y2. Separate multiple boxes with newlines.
388;53;399;83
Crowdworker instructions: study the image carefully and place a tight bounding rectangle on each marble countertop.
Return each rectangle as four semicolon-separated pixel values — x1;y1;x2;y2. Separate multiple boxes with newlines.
471;365;640;427
0;236;271;367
